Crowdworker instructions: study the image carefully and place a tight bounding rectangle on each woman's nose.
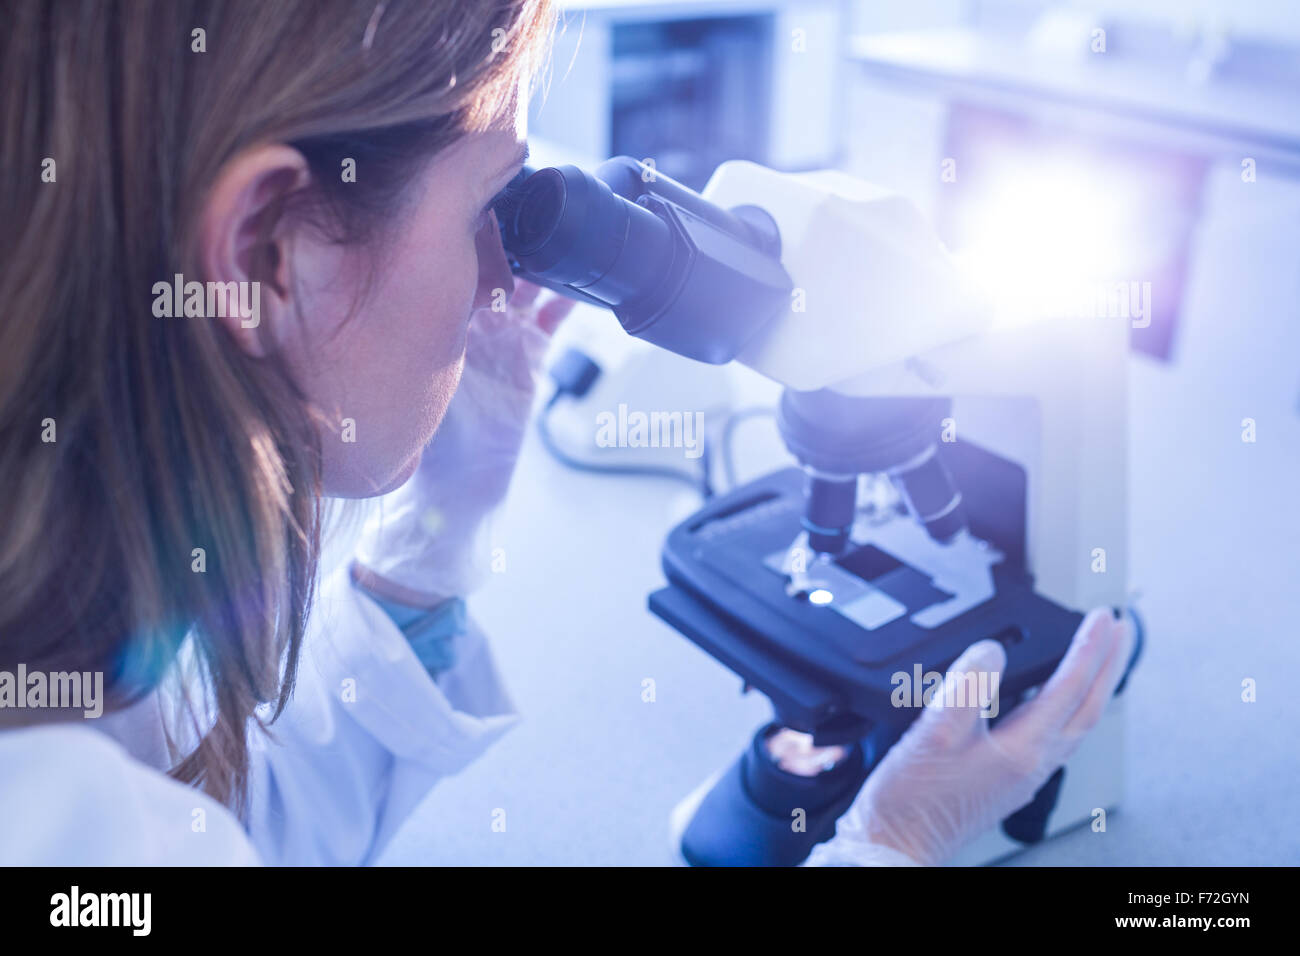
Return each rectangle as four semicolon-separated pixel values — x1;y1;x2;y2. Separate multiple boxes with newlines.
473;211;516;312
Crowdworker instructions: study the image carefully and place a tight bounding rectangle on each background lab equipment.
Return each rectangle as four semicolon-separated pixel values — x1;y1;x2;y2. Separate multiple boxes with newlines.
490;154;1142;865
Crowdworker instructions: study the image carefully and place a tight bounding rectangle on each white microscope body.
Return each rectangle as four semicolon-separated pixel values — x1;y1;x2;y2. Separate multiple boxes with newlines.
700;161;1131;863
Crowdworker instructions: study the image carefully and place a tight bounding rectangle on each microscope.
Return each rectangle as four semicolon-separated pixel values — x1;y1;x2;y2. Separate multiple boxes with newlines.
493;157;1140;866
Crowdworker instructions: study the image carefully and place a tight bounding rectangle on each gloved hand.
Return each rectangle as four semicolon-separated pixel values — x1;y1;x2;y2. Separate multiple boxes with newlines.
352;281;574;606
807;607;1135;866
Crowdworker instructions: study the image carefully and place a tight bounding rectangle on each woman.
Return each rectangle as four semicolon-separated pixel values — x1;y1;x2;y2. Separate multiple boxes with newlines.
0;0;1133;865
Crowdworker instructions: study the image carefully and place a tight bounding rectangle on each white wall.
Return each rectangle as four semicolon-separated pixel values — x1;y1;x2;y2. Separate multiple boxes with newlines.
849;0;1300;44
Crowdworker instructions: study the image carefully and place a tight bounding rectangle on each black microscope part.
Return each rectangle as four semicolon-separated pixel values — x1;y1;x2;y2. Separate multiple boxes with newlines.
802;474;857;556
496;156;794;365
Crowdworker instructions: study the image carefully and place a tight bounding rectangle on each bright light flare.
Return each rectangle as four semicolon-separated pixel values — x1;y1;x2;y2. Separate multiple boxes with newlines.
952;157;1139;329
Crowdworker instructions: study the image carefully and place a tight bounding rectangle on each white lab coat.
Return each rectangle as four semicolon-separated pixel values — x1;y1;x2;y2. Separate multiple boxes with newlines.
0;563;519;865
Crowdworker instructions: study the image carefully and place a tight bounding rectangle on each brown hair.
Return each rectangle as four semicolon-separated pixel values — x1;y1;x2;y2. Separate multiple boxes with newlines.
0;0;555;812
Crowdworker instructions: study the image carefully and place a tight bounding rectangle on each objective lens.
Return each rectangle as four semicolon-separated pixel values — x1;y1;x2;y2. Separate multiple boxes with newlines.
891;450;968;544
802;472;857;556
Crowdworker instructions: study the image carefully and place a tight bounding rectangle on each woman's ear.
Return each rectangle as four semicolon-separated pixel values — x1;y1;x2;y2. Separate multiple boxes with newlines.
198;145;311;357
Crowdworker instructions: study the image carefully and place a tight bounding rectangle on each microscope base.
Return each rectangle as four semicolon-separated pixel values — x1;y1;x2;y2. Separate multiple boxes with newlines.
672;729;867;867
668;701;1127;866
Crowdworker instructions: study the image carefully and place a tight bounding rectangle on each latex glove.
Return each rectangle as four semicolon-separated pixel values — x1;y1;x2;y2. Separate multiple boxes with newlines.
352;281;574;605
807;607;1135;866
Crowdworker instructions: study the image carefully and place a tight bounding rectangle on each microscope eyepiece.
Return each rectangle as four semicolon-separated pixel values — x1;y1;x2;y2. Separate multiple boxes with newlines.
499;164;674;306
494;156;794;365
506;169;564;252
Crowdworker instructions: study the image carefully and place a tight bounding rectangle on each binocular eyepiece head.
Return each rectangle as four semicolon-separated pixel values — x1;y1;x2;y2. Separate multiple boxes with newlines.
496;164;675;309
491;156;793;366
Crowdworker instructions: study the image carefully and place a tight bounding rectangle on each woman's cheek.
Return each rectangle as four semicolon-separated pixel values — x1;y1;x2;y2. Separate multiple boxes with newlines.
417;248;476;370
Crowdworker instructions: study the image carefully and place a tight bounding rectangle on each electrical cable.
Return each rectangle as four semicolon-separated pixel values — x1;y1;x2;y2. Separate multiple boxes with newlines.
537;391;709;494
536;346;776;500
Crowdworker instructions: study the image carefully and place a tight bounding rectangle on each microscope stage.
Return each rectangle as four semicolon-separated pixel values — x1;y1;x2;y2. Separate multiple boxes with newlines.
650;447;1084;732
